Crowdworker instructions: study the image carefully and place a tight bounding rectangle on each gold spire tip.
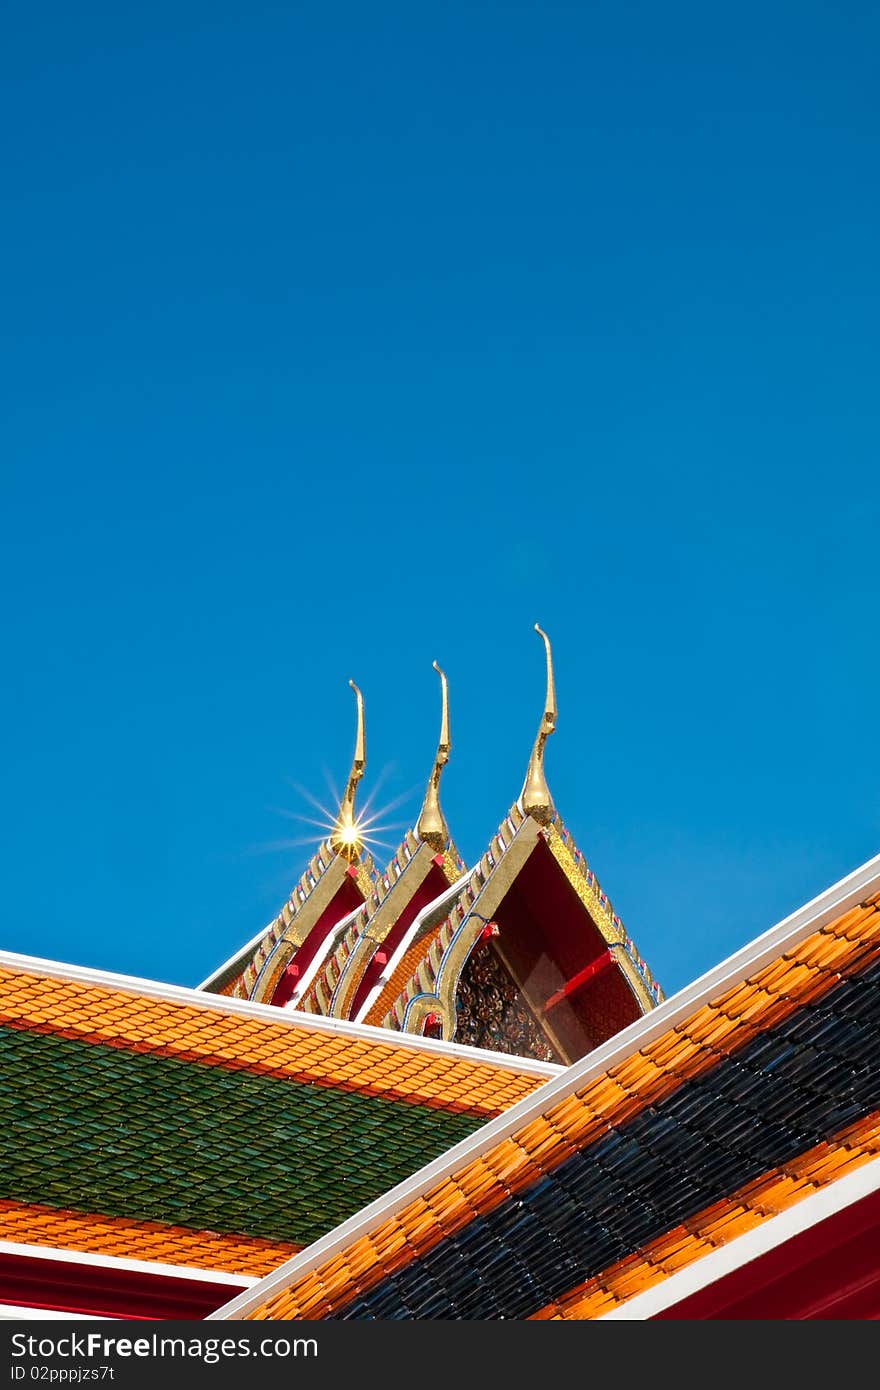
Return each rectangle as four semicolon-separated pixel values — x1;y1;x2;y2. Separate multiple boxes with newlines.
520;624;556;825
534;625;557;720
417;661;451;852
331;679;366;861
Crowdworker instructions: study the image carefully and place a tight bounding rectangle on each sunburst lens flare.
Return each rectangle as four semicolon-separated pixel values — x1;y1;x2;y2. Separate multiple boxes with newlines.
336;819;360;847
269;769;417;869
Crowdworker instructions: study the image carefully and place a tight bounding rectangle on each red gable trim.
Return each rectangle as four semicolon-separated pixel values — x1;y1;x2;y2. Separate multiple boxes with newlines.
655;1181;880;1320
0;1252;249;1321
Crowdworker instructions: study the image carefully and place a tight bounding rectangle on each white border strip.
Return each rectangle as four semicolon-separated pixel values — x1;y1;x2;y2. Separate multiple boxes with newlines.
353;873;470;1024
0;1241;256;1288
195;917;279;992
600;1153;880;1319
283;900;366;1009
0;948;561;1082
0;1304;111;1321
208;848;880;1319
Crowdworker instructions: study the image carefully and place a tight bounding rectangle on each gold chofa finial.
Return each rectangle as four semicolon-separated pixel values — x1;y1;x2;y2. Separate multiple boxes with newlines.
520;624;557;825
416;661;451;852
330;680;366;861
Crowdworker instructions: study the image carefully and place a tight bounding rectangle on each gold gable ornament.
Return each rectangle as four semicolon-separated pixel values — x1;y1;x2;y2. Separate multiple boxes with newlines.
520;623;557;825
416;661;452;852
329;679;366;861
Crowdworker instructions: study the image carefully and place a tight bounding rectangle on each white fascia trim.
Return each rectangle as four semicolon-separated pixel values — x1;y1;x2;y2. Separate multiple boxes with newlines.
283;901;366;1009
0;1304;111;1321
195;917;279;992
0;948;560;1081
600;1152;880;1320
0;1241;256;1288
208;848;880;1319
352;872;471;1024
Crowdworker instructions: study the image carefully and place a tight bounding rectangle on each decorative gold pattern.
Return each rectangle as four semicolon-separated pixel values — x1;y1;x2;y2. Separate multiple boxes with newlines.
228;839;342;1000
455;943;561;1062
431;821;542;1039
298;834;463;1018
543;820;662;1010
249;851;374;1005
386;805;661;1049
403;996;452;1037
384;809;539;1035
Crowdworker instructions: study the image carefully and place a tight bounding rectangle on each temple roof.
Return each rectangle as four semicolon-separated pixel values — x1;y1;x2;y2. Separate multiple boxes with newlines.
209;849;880;1320
5;629;877;1320
375;802;662;1059
197;630;664;1070
0;949;557;1306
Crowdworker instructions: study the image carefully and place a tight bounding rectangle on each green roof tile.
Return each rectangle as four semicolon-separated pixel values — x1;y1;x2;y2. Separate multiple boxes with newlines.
0;1025;482;1247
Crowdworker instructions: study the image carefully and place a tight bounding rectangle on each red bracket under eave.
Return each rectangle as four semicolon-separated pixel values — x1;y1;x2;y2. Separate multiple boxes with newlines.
543;948;614;1013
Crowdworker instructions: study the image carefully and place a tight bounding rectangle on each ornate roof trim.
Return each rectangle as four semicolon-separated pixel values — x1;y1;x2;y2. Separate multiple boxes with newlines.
545;819;663;1008
381;807;539;1034
197;839;375;998
295;833;463;1018
356;873;469;1026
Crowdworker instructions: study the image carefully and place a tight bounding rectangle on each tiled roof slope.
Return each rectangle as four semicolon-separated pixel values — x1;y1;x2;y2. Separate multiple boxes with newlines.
209;852;880;1320
0;954;557;1279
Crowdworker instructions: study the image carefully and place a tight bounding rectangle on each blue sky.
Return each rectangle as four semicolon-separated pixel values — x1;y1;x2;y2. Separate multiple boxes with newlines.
2;2;878;1001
